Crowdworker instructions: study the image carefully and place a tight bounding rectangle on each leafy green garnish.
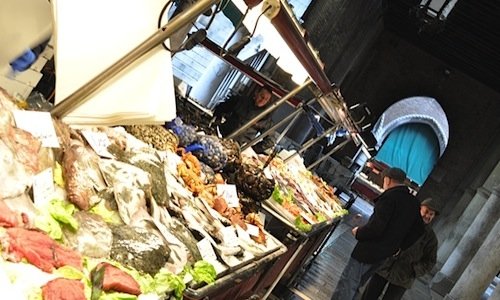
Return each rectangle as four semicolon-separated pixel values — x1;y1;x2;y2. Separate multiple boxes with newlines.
99;292;138;300
271;185;283;204
272;186;294;205
121;265;155;294
48;200;79;230
90;202;123;225
35;215;63;240
34;199;79;240
27;288;43;300
294;216;312;232
153;269;185;299
53;162;65;188
315;212;327;223
332;209;349;218
188;261;216;285
55;266;85;280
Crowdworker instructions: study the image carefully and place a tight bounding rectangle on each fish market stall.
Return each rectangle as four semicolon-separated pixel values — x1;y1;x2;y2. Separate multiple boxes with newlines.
0;88;291;300
0;0;368;298
231;148;347;297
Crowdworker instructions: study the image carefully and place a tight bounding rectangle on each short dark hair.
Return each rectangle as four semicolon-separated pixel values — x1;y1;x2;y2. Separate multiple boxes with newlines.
381;167;406;183
259;85;272;94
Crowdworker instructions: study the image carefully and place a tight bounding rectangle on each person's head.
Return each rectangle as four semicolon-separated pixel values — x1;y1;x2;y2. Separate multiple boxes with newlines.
420;198;440;224
381;167;406;190
253;86;272;107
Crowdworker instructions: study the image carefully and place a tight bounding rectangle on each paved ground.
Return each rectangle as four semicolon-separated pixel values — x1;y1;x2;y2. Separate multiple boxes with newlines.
270;197;440;300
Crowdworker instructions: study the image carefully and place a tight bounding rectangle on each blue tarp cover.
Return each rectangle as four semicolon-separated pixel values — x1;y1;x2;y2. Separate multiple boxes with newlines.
376;123;439;185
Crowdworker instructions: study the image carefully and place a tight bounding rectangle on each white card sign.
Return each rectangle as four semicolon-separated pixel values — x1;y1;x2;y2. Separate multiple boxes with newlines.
236;226;250;240
220;226;239;247
258;212;266;225
217;184;239;208
246;224;260;237
196;238;217;262
81;130;114;158
13;110;59;148
33;168;54;207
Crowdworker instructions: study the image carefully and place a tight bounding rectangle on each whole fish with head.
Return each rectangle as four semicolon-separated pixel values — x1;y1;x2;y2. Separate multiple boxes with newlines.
107;144;169;207
109;225;170;276
180;207;241;257
63;139;106;210
63;211;113;258
0;89;54;176
142;197;192;274
148;195;201;264
98;159;152;225
99;158;195;274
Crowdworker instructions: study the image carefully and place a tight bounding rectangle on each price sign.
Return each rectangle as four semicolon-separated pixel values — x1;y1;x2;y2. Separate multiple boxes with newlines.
196;238;217;262
263;167;273;180
217;184;239;208
258;212;266;225
81;130;114;158
33;168;55;207
13;110;59;148
220;226;239;247
236;226;250;240
246;224;260;237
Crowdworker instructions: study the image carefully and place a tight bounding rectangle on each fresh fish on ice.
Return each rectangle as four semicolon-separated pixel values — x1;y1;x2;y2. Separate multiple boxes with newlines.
63;211;113;258
98;159;152;225
63;139;106;210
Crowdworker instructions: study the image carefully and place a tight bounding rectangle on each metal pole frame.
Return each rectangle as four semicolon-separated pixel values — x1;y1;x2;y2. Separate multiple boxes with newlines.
283;125;338;163
306;137;352;170
273;111;302;145
227;78;313;139
261;238;309;300
51;0;221;117
241;97;316;151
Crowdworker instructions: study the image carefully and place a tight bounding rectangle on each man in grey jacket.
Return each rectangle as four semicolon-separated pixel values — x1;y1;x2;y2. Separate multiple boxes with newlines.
360;198;440;300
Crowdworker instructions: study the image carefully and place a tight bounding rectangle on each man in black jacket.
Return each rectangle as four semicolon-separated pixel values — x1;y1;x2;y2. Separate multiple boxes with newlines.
361;198;439;300
213;86;274;153
331;167;424;300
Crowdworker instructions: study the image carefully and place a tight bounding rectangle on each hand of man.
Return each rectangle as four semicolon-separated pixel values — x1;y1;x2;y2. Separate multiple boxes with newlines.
352;226;358;236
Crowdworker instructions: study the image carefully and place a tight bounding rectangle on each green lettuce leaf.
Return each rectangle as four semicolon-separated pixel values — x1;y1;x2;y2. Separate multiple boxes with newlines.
34;199;79;240
27;288;43;300
190;261;216;285
99;292;137;300
153;269;185;299
55;266;85;280
90;201;123;225
53;162;65;188
34;214;63;240
294;216;312;232
315;212;327;223
271;185;283;204
47;199;79;231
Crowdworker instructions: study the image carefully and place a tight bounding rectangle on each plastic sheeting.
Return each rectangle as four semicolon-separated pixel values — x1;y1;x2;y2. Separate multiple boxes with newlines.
376;123;439;185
